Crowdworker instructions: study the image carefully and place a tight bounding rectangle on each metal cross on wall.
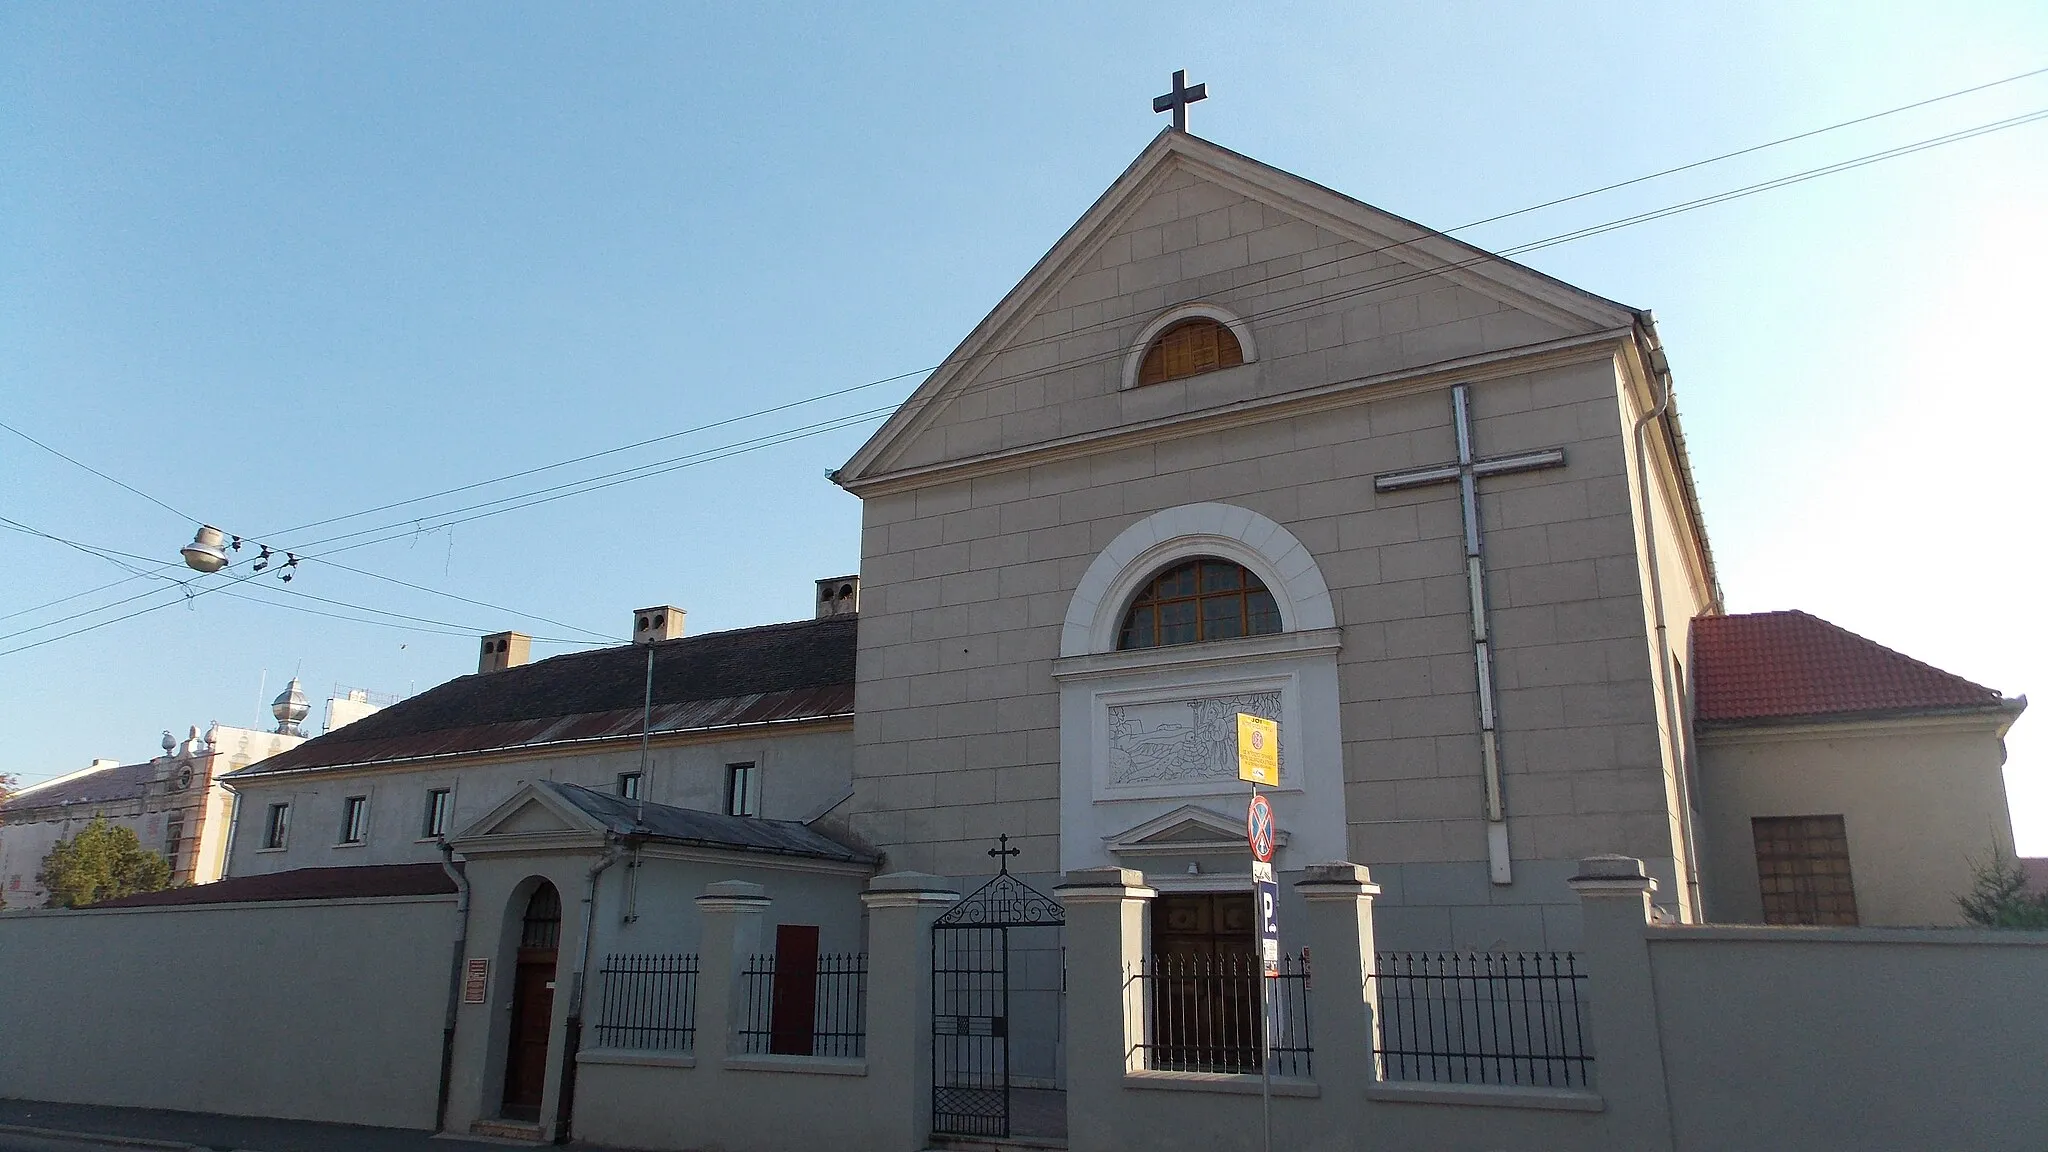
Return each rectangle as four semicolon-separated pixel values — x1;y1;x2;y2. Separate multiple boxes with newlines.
1373;382;1567;885
1153;69;1207;132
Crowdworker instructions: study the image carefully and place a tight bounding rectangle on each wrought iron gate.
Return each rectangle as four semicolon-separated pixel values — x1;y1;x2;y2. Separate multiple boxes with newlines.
931;837;1064;1139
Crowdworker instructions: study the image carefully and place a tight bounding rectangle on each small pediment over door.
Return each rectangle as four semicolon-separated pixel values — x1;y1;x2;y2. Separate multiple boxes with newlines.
1103;803;1290;858
450;782;606;851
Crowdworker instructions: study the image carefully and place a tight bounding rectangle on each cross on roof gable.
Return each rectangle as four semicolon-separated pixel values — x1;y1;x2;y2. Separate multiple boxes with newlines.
835;130;1642;491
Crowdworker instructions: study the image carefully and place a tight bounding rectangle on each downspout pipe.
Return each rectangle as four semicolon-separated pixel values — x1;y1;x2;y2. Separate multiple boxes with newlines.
434;840;471;1132
1630;313;1704;917
555;835;632;1144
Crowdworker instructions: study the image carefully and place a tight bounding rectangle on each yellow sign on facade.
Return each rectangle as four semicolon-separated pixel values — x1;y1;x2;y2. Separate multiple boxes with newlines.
1236;713;1279;786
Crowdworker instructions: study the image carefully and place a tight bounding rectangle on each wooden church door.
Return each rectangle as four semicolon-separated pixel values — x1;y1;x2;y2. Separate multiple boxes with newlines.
1151;892;1259;1072
502;882;561;1121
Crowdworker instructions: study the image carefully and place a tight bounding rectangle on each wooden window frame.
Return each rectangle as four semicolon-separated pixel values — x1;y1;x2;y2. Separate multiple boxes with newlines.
263;802;291;850
726;762;760;818
1752;814;1860;926
1137;318;1245;386
422;788;452;839
1117;559;1283;650
339;796;370;846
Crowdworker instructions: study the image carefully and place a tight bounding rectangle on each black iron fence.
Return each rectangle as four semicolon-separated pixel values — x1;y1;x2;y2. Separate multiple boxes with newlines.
592;953;699;1051
1373;951;1592;1087
1128;952;1312;1077
738;952;868;1057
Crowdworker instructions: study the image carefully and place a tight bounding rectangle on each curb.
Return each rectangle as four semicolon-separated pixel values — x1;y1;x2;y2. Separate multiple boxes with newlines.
0;1122;217;1151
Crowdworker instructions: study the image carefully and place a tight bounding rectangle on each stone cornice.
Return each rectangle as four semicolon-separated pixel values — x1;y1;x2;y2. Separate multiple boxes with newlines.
1695;702;2025;745
1052;627;1342;681
840;332;1630;498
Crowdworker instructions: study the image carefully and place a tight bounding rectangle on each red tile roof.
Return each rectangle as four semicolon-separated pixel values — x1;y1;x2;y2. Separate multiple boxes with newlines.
1691;610;2012;724
2023;858;2048;894
87;863;458;909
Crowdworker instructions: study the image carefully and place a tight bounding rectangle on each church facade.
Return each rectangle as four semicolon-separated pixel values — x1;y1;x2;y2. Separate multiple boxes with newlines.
6;123;2036;1152
211;130;2024;950
832;130;1718;948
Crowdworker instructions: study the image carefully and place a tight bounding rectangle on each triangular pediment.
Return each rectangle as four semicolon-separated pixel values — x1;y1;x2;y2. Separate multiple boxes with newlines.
1105;803;1290;855
837;130;1638;489
451;782;606;845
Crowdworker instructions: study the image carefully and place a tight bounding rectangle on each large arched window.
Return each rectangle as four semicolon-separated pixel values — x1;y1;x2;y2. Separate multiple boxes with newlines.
1117;558;1282;649
1137;318;1245;386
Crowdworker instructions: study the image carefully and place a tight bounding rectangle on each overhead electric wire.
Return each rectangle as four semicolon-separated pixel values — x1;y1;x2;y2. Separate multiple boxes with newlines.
0;517;591;647
0;418;201;523
6;82;2045;659
234;99;2048;564
220;65;2048;549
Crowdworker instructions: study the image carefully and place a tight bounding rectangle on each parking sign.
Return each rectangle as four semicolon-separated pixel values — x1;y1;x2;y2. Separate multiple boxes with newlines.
1252;860;1279;977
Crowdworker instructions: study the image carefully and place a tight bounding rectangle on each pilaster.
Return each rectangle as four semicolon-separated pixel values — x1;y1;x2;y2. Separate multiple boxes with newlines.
1056;866;1155;1152
1295;861;1382;1089
861;871;960;1152
693;880;771;1070
1569;854;1674;1152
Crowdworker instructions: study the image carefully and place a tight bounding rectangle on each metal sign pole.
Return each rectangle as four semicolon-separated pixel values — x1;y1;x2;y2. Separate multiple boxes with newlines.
1255;779;1272;1152
1236;712;1280;1152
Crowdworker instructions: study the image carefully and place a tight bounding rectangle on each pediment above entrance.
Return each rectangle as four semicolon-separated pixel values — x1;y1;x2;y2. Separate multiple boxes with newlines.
451;783;607;851
836;131;1638;493
1104;803;1290;857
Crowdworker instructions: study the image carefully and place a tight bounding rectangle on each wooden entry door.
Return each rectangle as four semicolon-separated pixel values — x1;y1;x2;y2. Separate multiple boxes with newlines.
1151;892;1259;1072
502;883;561;1121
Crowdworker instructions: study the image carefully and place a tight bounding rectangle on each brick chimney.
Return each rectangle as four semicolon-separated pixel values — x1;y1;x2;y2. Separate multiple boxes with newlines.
815;576;859;618
633;606;686;645
478;632;531;673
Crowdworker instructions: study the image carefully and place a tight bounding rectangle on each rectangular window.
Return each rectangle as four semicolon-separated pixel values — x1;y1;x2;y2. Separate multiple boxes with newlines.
1753;815;1859;926
264;803;291;849
340;796;370;845
617;772;642;801
423;789;452;839
725;762;760;818
163;814;184;868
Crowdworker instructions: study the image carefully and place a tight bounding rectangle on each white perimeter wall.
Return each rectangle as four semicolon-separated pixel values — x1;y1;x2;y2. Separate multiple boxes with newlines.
1650;926;2048;1151
0;895;456;1129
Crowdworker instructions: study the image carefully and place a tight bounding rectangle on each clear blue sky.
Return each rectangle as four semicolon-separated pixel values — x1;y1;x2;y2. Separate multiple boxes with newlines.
4;4;2045;848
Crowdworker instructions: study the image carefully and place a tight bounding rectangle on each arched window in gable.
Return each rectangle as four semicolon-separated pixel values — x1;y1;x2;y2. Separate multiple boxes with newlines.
1117;558;1282;649
1137;318;1245;386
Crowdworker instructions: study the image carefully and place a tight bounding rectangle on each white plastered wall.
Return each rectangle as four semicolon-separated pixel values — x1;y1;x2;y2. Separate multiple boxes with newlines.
1054;503;1347;877
1697;715;2020;925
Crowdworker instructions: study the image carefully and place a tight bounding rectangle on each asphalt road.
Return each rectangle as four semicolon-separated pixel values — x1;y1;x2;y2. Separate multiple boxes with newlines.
0;1135;185;1152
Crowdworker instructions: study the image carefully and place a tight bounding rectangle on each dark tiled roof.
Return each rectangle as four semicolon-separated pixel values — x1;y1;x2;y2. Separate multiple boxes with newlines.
88;863;458;909
1;761;154;818
543;782;876;865
230;615;856;777
1692;610;2012;724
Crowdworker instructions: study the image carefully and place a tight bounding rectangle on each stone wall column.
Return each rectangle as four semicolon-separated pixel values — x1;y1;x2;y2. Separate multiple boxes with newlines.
1295;861;1382;1096
1569;855;1674;1152
861;872;960;1152
693;880;771;1070
1055;867;1155;1152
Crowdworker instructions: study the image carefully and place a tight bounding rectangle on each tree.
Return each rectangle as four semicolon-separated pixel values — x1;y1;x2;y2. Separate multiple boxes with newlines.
0;771;16;804
36;817;171;909
1956;850;2048;929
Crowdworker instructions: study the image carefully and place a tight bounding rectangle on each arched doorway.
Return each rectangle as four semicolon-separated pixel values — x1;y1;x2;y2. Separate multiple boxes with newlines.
501;881;561;1122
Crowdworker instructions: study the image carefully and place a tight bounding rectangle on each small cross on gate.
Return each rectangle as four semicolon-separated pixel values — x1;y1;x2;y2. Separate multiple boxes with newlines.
1153;69;1207;132
1373;383;1567;886
988;834;1021;875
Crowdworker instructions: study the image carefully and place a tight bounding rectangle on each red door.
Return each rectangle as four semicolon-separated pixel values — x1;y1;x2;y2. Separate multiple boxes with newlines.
502;883;561;1121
